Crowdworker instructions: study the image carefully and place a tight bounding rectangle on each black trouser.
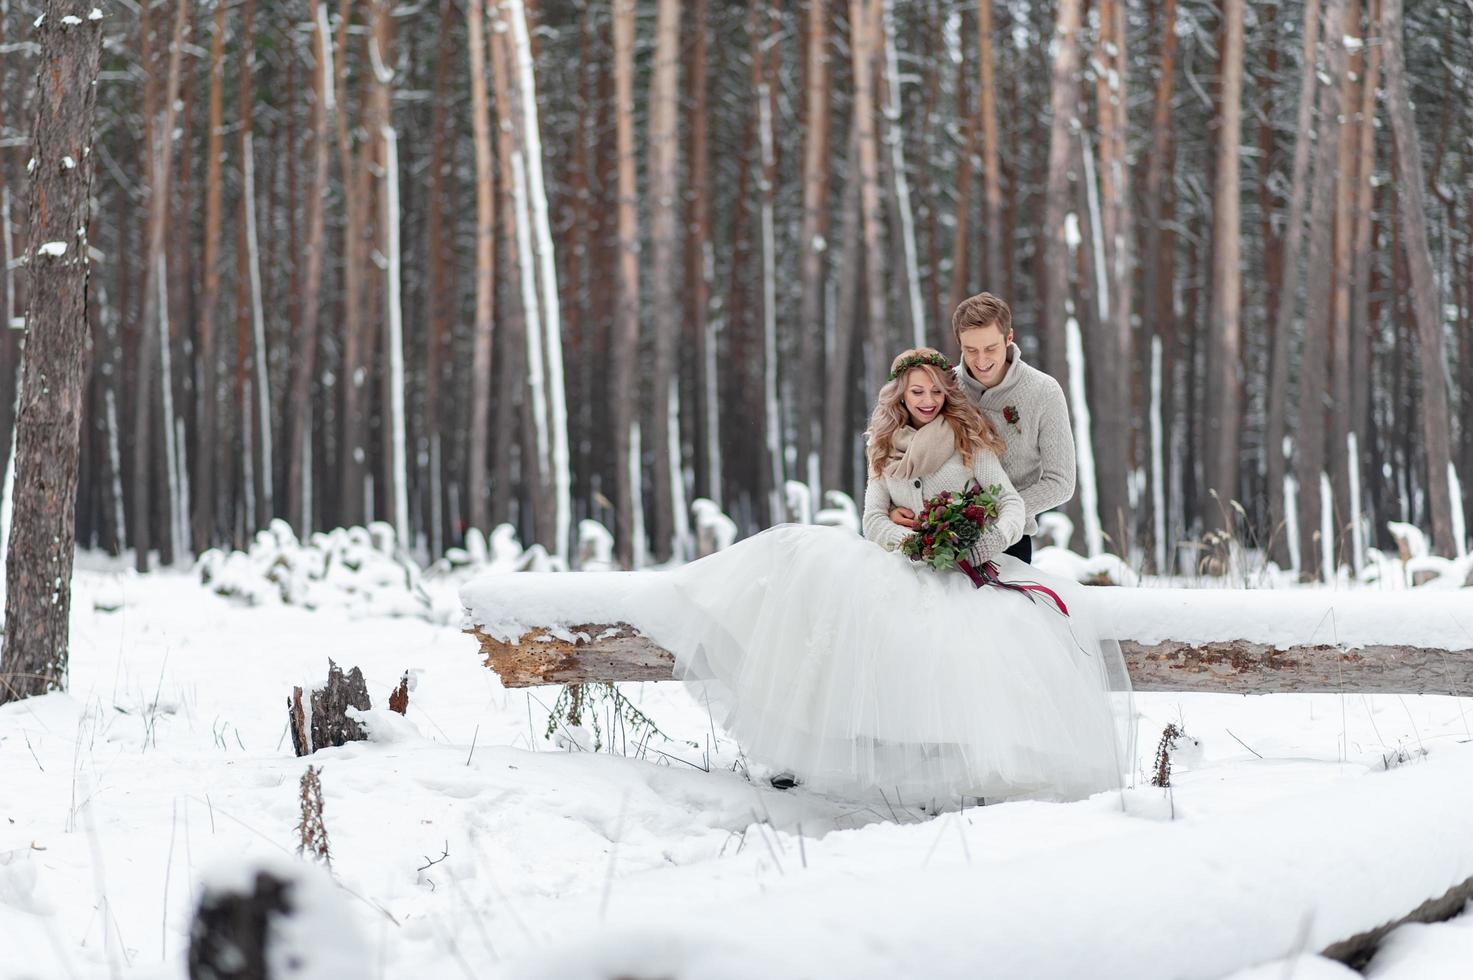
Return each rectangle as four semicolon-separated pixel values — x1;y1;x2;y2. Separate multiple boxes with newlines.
1003;534;1033;564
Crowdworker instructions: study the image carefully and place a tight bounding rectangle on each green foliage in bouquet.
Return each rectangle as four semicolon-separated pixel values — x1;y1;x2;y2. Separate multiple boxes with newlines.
900;482;1005;571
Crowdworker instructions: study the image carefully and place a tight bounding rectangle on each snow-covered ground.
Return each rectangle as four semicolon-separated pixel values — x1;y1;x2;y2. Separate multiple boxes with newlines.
3;560;1472;979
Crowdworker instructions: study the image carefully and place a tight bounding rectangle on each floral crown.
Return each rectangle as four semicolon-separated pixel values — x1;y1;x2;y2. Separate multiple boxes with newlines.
888;351;952;381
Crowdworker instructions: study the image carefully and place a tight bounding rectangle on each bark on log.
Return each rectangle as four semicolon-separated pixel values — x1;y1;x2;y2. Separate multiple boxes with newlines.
466;625;1473;696
1320;872;1473;969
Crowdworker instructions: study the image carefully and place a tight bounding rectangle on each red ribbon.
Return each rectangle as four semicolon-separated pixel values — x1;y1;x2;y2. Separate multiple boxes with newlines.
957;559;1070;618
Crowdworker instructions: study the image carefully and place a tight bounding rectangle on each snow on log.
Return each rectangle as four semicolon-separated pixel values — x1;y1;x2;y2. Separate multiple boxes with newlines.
462;575;1473;695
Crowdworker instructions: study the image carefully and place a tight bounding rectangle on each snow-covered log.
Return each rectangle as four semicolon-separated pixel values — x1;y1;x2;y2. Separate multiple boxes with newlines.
462;577;1473;695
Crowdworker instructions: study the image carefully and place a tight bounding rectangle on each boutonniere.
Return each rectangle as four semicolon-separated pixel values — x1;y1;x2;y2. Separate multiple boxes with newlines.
1002;405;1021;431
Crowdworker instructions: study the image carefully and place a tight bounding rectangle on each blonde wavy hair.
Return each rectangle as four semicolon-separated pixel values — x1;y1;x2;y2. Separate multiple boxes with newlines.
866;348;1006;479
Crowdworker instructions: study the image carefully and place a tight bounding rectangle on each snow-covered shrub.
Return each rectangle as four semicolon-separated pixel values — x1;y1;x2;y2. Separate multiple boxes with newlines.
197;521;431;618
577;519;615;571
428;523;567;580
784;480;814;525
1387;522;1429;561
1036;511;1073;551
814;490;859;534
1033;546;1139;586
692;498;737;556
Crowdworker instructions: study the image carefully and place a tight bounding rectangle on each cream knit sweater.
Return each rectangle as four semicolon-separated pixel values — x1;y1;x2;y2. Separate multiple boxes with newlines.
955;344;1076;536
862;447;1025;565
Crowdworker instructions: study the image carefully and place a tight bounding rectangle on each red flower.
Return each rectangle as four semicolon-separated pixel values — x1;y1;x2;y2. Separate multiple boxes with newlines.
1003;405;1020;425
922;535;934;547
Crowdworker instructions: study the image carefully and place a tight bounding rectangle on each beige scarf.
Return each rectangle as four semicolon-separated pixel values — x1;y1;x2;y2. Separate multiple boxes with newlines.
884;418;955;480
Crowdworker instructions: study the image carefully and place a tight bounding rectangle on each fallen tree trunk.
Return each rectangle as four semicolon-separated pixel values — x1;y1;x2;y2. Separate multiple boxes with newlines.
465;624;1473;696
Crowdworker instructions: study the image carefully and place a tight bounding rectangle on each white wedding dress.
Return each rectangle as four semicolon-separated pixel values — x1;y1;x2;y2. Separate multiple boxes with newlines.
650;524;1135;804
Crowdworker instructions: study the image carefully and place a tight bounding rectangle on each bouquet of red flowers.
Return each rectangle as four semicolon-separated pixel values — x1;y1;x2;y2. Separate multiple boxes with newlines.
900;481;1070;615
900;482;1005;586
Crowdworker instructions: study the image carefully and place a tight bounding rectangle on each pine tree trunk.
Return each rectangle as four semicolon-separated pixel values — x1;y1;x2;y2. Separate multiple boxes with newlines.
1205;0;1244;532
1349;0;1383;544
823;126;863;497
1041;0;1083;384
877;0;923;350
1329;0;1363;566
1093;0;1134;552
797;0;830;486
647;0;682;560
1269;0;1322;571
421;0;457;555
611;0;640;566
850;0;888;392
336;0;367;529
1141;0;1178;571
979;0;1004;295
287;0;334;538
1297;0;1351;579
192;0;228;553
1380;0;1458;556
686;0;717;507
466;0;496;537
757;3;783;524
0;0;103;704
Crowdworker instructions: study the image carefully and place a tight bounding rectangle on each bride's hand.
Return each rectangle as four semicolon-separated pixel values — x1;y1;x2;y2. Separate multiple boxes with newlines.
889;506;920;530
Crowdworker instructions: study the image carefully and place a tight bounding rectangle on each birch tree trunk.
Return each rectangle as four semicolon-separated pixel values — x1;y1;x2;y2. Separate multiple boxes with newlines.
1380;0;1458;556
369;0;408;546
647;0;682;561
506;0;570;561
1205;0;1244;531
0;0;102;703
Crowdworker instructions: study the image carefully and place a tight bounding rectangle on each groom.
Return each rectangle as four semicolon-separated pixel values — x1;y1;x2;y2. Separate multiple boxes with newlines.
889;292;1076;564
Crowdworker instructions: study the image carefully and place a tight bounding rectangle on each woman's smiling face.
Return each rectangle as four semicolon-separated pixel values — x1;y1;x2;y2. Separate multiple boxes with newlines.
903;368;945;427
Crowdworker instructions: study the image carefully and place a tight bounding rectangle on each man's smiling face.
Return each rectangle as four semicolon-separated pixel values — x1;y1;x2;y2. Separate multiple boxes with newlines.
960;325;1013;388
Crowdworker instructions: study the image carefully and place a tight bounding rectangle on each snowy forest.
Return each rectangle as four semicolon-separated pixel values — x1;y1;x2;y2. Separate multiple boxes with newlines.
0;0;1469;575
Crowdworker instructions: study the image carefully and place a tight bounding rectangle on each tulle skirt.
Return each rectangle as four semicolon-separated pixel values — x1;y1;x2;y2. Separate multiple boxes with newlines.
649;524;1136;804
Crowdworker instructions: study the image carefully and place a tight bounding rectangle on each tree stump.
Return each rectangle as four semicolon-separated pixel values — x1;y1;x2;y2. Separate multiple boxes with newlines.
187;870;292;980
287;660;372;757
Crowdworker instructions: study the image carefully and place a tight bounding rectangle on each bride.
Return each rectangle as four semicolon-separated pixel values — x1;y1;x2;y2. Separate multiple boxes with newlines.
657;348;1135;805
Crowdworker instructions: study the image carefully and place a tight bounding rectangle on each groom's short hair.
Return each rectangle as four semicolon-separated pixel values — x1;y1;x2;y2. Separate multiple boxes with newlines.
952;292;1013;345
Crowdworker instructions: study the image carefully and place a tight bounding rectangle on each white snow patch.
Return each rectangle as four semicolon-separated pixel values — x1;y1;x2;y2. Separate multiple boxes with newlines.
37;242;67;258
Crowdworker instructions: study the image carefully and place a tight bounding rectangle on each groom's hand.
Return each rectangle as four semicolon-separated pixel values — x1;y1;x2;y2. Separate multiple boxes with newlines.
889;506;920;530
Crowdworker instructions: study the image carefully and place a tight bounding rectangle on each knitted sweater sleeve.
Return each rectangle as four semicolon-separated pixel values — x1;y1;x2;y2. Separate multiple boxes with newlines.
1019;377;1077;520
863;472;912;551
967;452;1026;566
